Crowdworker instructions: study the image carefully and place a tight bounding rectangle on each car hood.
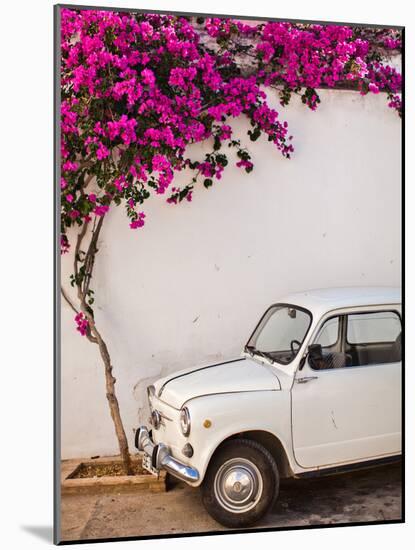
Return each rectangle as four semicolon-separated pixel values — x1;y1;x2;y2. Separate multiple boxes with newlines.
154;357;281;409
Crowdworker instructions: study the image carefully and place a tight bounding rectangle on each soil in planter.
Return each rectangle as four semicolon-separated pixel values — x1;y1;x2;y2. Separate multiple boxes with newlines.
71;461;148;479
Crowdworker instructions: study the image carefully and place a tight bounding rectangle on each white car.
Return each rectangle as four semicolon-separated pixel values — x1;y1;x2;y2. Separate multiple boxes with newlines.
135;287;402;527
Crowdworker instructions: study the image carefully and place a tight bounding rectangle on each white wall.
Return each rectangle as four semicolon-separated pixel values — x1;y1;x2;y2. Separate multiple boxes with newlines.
61;89;401;458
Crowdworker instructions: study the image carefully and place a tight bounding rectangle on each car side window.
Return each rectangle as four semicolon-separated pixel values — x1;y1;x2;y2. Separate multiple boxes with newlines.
314;317;340;348
309;315;350;370
346;311;401;367
309;310;402;371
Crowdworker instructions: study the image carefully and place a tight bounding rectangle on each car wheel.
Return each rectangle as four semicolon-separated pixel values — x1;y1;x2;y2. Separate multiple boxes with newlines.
201;438;279;528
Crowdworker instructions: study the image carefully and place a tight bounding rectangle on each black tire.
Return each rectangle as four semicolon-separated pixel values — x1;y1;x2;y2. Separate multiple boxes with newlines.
201;438;279;528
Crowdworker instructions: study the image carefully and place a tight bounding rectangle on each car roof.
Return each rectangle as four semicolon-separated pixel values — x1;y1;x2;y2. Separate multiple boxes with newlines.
278;286;401;316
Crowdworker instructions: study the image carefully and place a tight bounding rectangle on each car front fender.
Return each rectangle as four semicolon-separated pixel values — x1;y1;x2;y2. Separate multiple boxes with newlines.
182;389;293;487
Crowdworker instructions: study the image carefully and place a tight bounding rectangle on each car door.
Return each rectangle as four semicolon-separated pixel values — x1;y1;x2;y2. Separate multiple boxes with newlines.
291;306;402;469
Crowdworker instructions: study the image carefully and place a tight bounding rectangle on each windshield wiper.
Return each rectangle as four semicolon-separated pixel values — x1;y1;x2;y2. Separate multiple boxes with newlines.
245;345;275;364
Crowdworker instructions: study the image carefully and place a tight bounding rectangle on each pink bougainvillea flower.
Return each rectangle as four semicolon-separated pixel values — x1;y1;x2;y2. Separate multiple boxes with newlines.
129;212;146;229
94;204;110;216
236;159;254;172
60;234;70;254
96;142;110;160
152;154;171;172
69;209;80;219
218;125;232;141
62;160;79;172
368;82;380;94
74;312;89;336
141;68;156;87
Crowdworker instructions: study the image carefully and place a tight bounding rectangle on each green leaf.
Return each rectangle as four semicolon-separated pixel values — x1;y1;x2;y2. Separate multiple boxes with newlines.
249;127;261;141
215;154;228;167
179;187;190;201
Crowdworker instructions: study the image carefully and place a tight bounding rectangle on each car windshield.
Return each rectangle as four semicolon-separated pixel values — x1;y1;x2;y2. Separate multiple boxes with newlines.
246;304;312;365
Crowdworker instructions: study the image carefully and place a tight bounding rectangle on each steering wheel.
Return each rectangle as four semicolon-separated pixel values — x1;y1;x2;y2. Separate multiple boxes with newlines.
290;339;302;355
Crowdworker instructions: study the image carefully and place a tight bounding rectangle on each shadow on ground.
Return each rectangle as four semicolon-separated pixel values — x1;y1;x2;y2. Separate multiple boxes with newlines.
60;462;402;542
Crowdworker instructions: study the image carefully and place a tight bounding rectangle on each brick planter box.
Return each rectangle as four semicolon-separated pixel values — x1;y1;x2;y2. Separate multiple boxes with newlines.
61;455;167;495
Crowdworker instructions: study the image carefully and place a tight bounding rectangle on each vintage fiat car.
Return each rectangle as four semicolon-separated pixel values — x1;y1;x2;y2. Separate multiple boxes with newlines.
135;287;402;527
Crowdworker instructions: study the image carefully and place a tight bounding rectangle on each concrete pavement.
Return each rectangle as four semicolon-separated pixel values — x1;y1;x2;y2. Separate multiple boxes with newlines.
60;462;402;542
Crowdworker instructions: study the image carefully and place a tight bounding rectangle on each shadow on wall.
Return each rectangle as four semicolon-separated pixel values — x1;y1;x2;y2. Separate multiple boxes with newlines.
133;374;160;426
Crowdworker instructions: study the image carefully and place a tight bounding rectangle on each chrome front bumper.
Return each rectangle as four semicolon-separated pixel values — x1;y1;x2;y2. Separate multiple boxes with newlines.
134;426;200;483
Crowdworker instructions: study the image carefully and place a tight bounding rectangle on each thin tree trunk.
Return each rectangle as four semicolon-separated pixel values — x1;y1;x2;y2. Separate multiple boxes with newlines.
91;321;133;475
68;213;134;475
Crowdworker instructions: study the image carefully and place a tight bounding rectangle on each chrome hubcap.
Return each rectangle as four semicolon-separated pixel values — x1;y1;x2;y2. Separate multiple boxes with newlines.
214;458;263;513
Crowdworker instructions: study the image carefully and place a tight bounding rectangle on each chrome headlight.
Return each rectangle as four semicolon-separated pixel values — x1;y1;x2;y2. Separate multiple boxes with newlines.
180;407;191;436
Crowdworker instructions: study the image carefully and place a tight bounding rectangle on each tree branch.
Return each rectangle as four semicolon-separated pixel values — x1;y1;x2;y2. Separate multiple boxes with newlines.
83;173;95;188
74;218;89;279
82;215;104;299
61;286;79;314
61;285;98;343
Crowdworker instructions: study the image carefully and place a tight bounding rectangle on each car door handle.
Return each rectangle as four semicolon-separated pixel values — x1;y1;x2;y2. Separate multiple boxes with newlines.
296;376;318;384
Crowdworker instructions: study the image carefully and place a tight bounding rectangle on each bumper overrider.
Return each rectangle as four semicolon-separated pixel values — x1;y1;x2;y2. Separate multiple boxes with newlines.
135;426;200;483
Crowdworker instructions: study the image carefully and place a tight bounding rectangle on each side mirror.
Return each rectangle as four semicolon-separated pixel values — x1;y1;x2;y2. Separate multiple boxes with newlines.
299;344;324;371
308;344;323;370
